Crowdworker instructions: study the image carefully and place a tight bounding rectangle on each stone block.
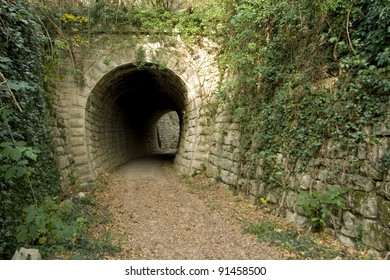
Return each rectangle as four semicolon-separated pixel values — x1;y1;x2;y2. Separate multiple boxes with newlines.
70;108;85;118
256;166;263;177
377;182;390;199
341;211;360;238
339;234;356;248
351;191;378;219
286;191;297;210
220;170;237;185
298;174;312;190
285;210;308;227
71;136;86;147
367;144;380;162
71;94;87;107
12;248;41;260
346;174;375;192
71;127;85;137
327;140;349;159
362;219;390;251
378;197;390;228
316;169;328;182
70;118;85;128
359;162;384;181
250;182;264;197
72;146;87;156
357;142;367;160
373;123;390;136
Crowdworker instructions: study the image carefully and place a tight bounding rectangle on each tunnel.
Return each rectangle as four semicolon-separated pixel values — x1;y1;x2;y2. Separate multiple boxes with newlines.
84;63;188;177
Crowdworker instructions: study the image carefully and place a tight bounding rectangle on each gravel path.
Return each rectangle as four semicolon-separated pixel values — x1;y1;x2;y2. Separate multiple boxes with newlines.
100;153;282;259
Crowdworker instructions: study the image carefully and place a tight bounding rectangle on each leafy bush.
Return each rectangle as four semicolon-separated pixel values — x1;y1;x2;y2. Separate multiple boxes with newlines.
0;0;60;259
297;187;349;231
16;198;76;247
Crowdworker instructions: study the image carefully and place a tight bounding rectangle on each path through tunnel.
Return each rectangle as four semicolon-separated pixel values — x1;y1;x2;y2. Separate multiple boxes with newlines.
85;63;187;177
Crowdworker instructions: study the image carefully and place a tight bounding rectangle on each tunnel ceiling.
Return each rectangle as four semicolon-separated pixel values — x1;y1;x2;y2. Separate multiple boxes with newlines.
96;64;187;118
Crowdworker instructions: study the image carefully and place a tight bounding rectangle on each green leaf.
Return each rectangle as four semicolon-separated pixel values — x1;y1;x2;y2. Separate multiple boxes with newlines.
0;164;11;172
5;166;17;180
8;81;31;92
15;141;27;147
28;224;39;240
1;146;12;157
26;208;36;224
0;142;12;148
0;57;12;63
16;227;28;243
38;236;47;245
35;214;47;229
9;147;23;161
24;149;38;160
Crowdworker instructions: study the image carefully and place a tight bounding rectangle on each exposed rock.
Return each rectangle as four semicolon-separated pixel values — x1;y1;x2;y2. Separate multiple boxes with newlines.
339;234;356;248
351;191;378;219
362;219;390;251
341;211;360;238
378;197;390;228
286;210;308;227
78;192;86;199
12;248;41;260
299;174;311;190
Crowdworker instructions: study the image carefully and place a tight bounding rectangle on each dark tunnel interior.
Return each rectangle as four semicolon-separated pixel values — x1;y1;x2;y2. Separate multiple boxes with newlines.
85;63;187;173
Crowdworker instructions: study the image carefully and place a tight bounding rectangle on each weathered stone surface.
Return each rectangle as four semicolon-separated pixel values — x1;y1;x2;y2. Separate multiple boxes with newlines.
249;182;264;198
373;123;390;136
298;174;312;190
70;118;85;129
346;174;375;192
220;170;237;185
378;197;390;228
341;211;360;238
362;219;389;251
377;182;390;199
286;191;297;210
12;248;41;260
357;142;367;160
286;210;308;227
339;234;356;248
351;191;378;218
157;111;180;149
359;162;384;181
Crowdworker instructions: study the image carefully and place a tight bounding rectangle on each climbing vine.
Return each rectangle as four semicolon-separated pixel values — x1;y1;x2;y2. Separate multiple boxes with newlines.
220;0;389;202
0;0;61;258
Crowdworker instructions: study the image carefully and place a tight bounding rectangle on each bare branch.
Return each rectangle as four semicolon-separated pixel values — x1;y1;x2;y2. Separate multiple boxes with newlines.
0;72;23;113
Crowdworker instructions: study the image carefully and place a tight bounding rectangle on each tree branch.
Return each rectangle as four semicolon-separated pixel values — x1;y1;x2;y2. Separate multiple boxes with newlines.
0;72;23;113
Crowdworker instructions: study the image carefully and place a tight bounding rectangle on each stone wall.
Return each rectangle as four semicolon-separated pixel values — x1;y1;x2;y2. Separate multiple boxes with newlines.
206;108;241;186
52;34;220;186
202;97;390;256
157;111;180;150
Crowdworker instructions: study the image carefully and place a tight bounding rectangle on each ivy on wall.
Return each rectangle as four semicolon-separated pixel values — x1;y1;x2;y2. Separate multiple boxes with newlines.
0;0;61;258
221;0;389;197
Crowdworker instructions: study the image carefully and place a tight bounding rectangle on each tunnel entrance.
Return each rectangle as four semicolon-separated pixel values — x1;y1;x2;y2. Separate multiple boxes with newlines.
84;63;188;177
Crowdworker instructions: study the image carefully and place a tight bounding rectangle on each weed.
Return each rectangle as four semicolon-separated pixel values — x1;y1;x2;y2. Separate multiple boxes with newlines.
296;186;349;231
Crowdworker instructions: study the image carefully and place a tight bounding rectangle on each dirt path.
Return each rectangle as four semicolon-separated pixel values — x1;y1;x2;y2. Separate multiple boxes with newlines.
99;153;282;259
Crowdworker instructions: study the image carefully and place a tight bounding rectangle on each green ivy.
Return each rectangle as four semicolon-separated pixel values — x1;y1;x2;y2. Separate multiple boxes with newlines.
220;0;389;201
0;0;61;259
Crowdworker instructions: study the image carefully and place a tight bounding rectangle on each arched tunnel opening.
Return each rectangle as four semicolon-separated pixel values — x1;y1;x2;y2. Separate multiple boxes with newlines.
85;63;187;176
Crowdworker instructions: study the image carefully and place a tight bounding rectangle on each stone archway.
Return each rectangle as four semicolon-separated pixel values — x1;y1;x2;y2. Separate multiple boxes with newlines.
84;63;188;179
53;36;220;185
